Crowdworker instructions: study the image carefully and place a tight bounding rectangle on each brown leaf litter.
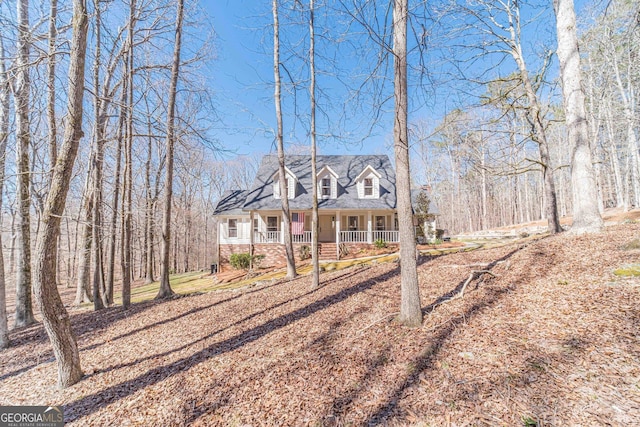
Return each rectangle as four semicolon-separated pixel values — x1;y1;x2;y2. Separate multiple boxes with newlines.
1;224;639;426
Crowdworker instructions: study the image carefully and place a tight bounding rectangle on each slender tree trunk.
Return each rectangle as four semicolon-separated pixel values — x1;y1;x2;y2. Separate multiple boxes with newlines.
554;0;603;233
91;0;105;309
156;0;185;298
74;155;94;306
121;0;136;309
47;0;58;177
511;54;562;233
0;36;10;348
394;0;422;327
272;0;297;280
14;0;36;328
144;124;154;284
309;0;320;289
105;88;126;305
33;0;88;388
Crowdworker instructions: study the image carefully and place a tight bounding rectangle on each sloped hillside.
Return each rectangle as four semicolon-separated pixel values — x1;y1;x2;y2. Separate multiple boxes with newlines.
0;224;638;426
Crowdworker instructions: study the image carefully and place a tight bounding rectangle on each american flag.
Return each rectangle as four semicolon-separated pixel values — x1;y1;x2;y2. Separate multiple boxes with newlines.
292;212;305;235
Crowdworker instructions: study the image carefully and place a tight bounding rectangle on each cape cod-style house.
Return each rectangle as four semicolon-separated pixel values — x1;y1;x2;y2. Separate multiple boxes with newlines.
213;154;437;268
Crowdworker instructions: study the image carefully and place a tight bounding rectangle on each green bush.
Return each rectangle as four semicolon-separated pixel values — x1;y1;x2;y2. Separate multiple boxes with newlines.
374;238;387;249
229;253;265;270
299;245;311;260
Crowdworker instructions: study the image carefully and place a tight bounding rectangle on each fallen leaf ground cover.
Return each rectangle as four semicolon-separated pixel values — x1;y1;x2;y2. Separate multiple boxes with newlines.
1;224;639;426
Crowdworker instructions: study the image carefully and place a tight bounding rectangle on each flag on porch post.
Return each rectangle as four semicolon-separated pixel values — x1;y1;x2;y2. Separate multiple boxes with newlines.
292;212;305;235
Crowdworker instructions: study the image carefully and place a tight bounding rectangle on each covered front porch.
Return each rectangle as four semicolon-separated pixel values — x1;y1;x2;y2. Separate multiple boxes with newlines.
251;210;399;245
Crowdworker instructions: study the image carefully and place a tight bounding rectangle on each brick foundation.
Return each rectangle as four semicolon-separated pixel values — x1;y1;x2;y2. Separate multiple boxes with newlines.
219;244;251;265
220;242;390;269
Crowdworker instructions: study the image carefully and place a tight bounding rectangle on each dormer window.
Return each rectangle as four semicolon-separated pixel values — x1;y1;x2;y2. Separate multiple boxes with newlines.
317;165;338;199
273;167;297;199
321;178;331;198
356;165;381;199
364;178;373;196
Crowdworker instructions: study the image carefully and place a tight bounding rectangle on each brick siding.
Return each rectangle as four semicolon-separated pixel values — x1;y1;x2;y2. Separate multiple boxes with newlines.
219;242;388;268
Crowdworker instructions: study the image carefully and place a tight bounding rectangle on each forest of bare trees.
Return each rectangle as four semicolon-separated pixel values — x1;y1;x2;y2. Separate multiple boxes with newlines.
0;0;637;386
414;0;639;235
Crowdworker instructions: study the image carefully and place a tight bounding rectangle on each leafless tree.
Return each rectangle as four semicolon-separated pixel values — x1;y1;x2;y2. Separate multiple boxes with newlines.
553;0;603;233
273;0;297;280
0;35;10;349
156;0;185;298
394;0;422;327
32;0;89;388
14;0;36;328
309;0;320;289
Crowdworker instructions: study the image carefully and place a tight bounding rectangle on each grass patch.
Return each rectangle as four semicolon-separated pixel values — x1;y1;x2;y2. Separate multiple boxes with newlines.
613;264;640;277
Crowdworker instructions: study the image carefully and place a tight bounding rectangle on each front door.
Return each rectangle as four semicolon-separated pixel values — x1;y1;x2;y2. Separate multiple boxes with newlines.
319;215;335;242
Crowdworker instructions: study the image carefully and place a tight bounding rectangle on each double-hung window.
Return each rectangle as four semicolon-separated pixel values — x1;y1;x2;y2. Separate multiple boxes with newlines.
364;178;373;196
321;178;331;198
348;216;358;231
228;219;238;238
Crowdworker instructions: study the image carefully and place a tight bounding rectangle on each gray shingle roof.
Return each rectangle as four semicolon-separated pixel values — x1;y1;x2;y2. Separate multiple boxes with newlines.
213;190;250;215
213;155;440;216
242;155;397;211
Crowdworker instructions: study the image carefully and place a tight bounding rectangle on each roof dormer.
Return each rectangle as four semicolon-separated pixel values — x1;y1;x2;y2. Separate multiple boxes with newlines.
356;165;381;199
273;167;297;199
317;165;339;199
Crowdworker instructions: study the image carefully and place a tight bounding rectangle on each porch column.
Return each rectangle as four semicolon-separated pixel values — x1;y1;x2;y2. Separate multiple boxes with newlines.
250;211;255;247
367;211;372;243
335;211;341;259
280;215;284;244
249;211;255;269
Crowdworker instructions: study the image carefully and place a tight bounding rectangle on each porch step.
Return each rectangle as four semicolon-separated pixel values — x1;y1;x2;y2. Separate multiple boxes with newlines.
318;243;337;260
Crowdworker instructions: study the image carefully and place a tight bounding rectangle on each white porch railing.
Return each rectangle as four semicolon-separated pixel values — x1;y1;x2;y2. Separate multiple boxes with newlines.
255;230;398;244
254;231;281;243
292;231;312;243
340;230;368;243
372;230;399;243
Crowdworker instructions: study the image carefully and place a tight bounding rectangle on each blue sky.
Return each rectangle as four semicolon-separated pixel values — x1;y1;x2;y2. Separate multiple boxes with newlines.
203;0;595;161
205;1;403;158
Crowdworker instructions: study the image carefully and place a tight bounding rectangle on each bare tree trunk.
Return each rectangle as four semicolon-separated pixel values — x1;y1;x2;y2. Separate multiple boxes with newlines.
91;0;105;309
554;0;603;233
394;0;422;327
511;47;562;233
0;36;10;348
272;0;297;280
309;0;320;289
14;0;36;328
47;0;58;177
156;0;184;299
121;4;134;308
105;87;126;305
33;0;88;388
143;123;154;284
74;191;92;306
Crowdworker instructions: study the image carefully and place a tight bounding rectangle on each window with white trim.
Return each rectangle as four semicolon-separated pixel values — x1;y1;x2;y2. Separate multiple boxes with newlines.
274;176;295;199
228;218;238;238
267;216;279;232
375;216;385;231
321;178;331;198
364;178;374;197
348;216;358;231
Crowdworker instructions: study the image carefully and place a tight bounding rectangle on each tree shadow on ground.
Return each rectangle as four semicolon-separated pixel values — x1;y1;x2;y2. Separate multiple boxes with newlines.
63;265;402;422
1;299;163;381
0;277;294;382
95;273;355;375
360;247;526;425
